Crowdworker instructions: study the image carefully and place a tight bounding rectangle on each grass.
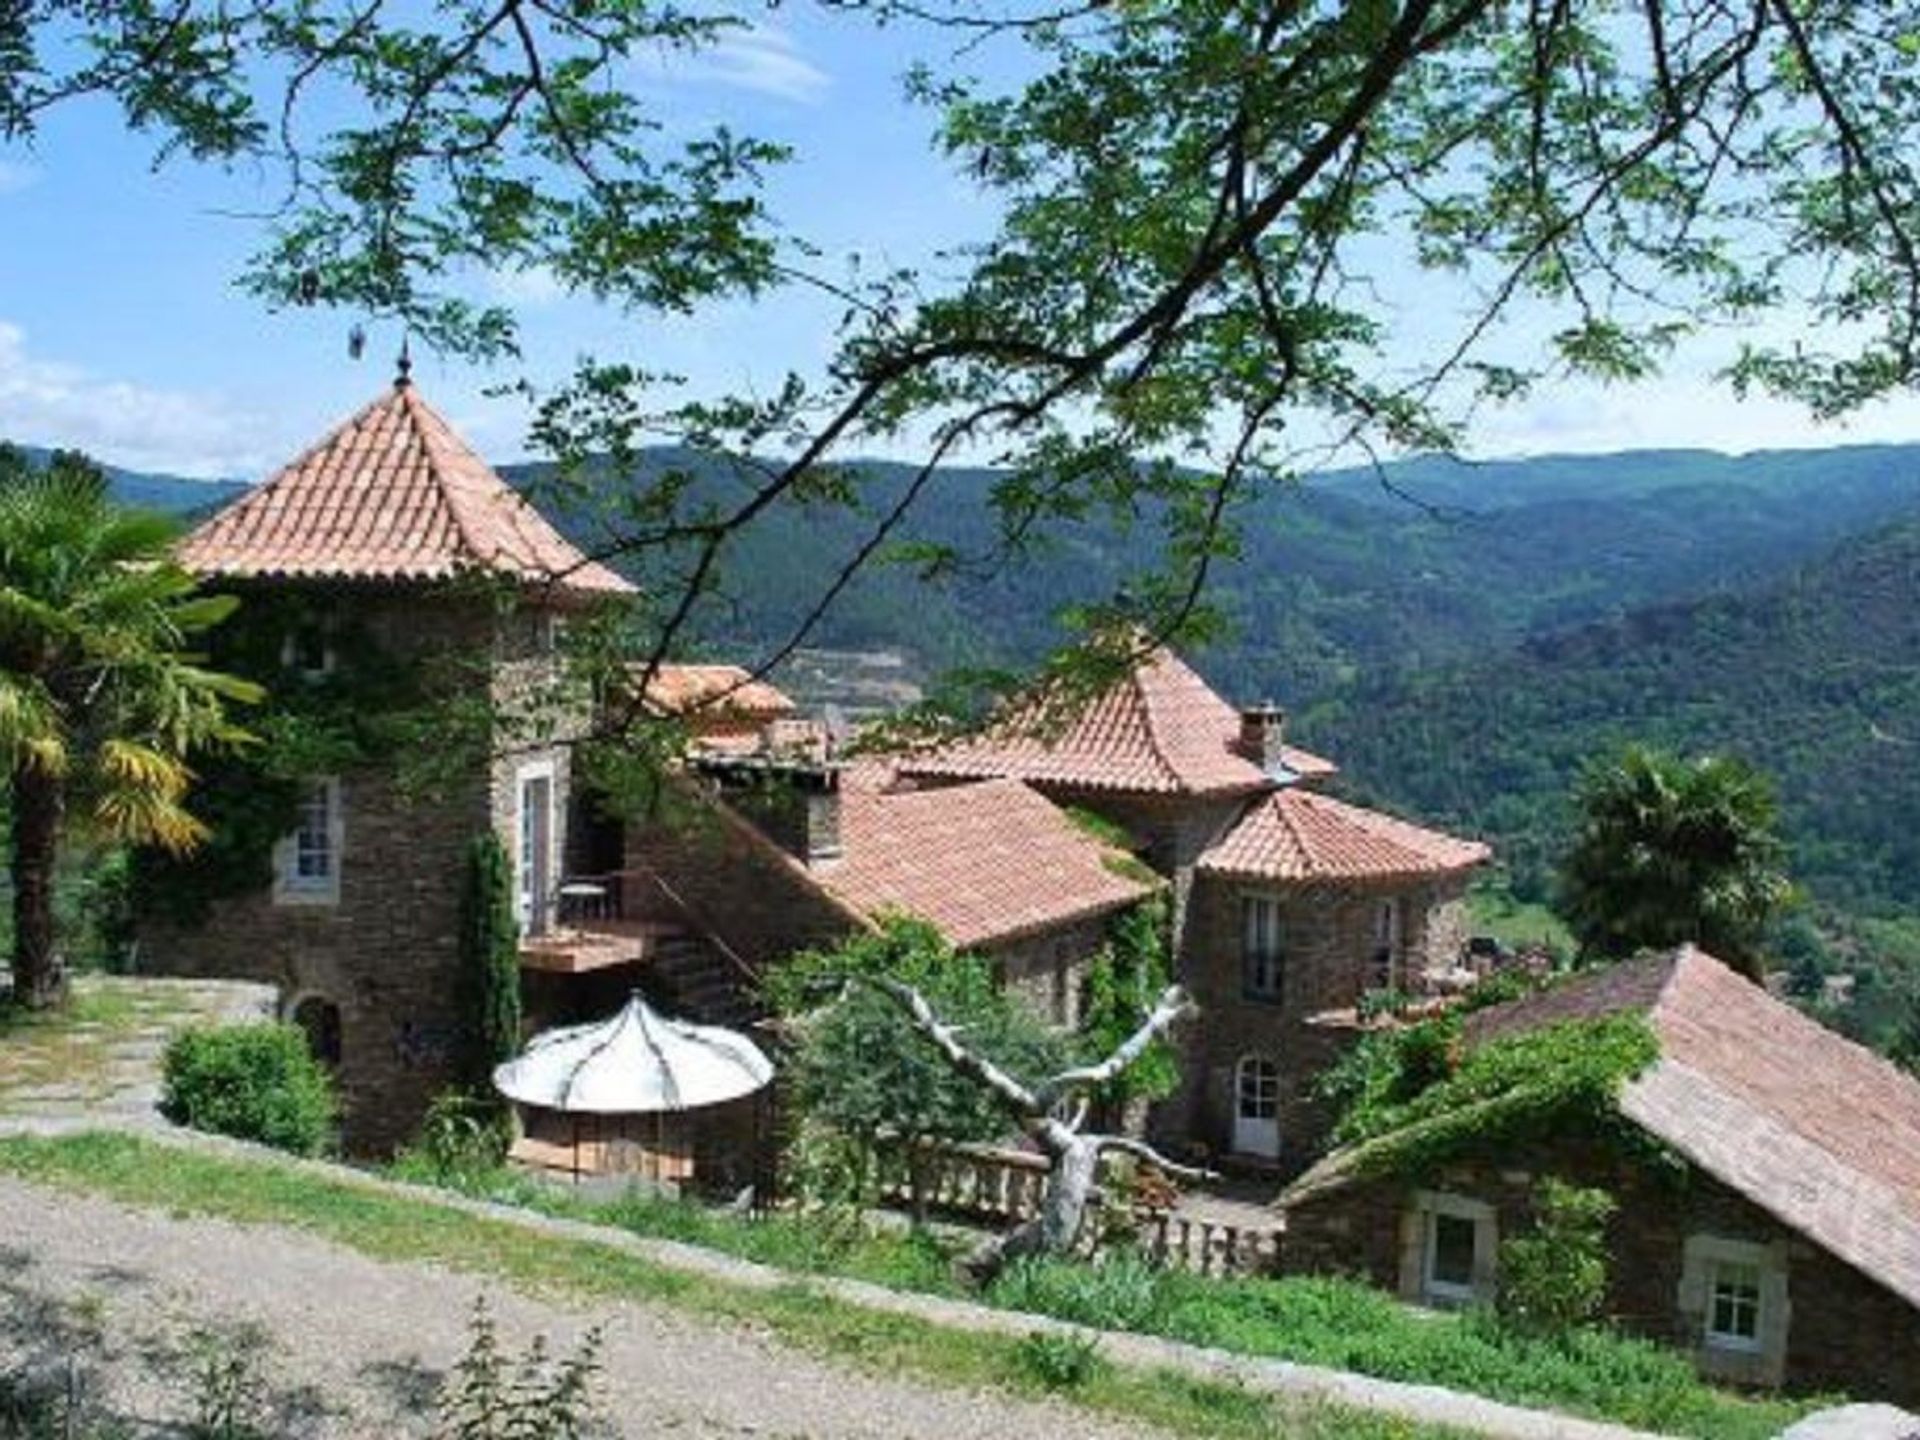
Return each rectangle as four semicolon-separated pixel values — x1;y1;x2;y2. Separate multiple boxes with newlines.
1467;884;1575;955
392;1158;1810;1439
0;1131;1459;1440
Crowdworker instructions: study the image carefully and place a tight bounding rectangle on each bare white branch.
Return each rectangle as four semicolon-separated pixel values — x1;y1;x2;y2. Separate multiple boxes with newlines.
1094;1133;1217;1183
866;976;1042;1116
1039;984;1194;1107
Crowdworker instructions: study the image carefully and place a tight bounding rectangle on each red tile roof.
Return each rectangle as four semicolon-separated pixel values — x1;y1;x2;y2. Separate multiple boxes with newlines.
177;383;633;596
1313;948;1920;1311
816;776;1160;949
1197;788;1489;885
639;664;796;720
898;647;1335;796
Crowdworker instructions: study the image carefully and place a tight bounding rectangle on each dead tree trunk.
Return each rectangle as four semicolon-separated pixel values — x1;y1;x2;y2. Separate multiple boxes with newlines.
868;979;1208;1286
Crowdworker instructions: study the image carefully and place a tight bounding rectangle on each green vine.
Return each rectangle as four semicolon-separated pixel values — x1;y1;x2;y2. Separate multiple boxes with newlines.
1075;894;1178;1105
1319;1010;1661;1182
130;590;438;927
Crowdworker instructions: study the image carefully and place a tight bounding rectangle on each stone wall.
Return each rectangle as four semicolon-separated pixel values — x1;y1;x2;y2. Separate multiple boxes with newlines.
986;911;1118;1028
620;783;863;978
138;585;591;1154
1280;1133;1920;1407
1162;873;1471;1170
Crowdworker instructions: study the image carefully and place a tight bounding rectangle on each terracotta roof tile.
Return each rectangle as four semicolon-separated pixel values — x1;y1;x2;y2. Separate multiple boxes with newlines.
1474;948;1920;1311
177;383;633;596
816;777;1160;949
1199;788;1489;885
899;648;1335;796
639;664;796;720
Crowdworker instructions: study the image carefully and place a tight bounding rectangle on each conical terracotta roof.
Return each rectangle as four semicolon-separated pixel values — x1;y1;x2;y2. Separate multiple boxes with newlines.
898;647;1335;796
177;381;633;596
1197;786;1488;884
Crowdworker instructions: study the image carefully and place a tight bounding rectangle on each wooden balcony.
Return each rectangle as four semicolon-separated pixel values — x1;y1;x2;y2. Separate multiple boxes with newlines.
518;873;680;974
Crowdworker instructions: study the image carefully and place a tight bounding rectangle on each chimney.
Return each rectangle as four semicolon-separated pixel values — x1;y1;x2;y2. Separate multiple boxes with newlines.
701;754;843;867
1238;702;1291;779
798;765;844;866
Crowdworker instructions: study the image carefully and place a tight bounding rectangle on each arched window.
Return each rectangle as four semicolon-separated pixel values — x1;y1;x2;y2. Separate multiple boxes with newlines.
290;995;343;1068
1232;1054;1281;1159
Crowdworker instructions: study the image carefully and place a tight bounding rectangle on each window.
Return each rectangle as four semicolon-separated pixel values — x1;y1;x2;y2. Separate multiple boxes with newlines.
1706;1261;1763;1352
1371;898;1403;991
1679;1234;1787;1382
280;626;333;678
1403;1192;1497;1307
274;778;342;905
1427;1212;1479;1297
1242;895;1285;1002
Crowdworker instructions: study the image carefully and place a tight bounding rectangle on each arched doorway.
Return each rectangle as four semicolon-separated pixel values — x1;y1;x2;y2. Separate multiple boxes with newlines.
289;994;343;1068
1233;1053;1280;1159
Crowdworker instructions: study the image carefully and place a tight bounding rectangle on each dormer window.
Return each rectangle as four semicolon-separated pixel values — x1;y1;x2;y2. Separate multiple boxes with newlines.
281;626;334;678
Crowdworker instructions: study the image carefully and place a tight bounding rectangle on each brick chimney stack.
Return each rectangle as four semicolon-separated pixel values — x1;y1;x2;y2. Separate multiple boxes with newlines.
1239;702;1290;777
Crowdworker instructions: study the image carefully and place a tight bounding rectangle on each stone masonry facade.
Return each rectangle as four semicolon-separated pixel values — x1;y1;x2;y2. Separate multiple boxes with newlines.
1281;1131;1920;1406
139;584;584;1154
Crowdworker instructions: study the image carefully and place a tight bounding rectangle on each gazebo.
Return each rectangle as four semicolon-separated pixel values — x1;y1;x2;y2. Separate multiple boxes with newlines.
494;993;773;1189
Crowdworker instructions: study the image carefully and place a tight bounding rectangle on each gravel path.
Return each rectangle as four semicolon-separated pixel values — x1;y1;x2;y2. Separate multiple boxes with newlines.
0;1172;1165;1439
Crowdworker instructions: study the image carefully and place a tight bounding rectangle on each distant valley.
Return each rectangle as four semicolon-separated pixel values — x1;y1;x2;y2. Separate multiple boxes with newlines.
31;433;1920;919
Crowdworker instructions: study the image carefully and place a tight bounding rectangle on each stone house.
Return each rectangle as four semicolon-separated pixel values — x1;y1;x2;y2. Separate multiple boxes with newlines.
1278;947;1920;1405
896;646;1490;1170
139;373;633;1152
136;380;1161;1151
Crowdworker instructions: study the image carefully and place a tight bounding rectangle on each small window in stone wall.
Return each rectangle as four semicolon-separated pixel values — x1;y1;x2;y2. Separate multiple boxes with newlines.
273;778;343;905
1681;1234;1787;1381
1242;895;1285;1002
1401;1190;1498;1308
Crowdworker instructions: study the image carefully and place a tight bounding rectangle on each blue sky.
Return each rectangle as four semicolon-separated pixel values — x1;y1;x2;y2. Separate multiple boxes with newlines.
3;11;1920;481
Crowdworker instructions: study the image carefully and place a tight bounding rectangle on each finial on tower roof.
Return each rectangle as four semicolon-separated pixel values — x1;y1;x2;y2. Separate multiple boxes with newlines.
395;335;413;389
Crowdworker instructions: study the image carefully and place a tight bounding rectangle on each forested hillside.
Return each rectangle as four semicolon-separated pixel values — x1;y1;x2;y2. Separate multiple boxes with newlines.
1304;518;1920;918
503;441;1920;704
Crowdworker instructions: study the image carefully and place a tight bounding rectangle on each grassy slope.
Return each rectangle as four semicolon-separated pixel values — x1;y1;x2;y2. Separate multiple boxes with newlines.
0;1131;1811;1439
0;1131;1456;1440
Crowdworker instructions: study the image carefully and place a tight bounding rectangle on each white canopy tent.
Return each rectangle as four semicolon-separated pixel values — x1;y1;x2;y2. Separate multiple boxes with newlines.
494;992;773;1115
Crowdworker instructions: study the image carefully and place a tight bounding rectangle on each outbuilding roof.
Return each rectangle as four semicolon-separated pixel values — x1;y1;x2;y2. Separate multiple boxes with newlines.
177;380;633;596
898;647;1334;797
1286;947;1920;1313
1197;788;1489;885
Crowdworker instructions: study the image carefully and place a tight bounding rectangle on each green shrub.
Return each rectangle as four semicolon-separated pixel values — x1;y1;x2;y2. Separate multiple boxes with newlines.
1498;1178;1617;1338
1013;1330;1104;1390
160;1023;336;1156
392;1090;511;1185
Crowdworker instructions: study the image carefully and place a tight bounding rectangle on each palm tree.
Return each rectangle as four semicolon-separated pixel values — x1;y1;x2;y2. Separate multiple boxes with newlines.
1558;744;1793;980
0;448;260;1009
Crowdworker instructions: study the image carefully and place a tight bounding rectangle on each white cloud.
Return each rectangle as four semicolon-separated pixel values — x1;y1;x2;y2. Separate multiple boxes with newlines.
646;24;831;105
485;263;567;307
0;160;39;195
0;321;272;479
1463;374;1920;458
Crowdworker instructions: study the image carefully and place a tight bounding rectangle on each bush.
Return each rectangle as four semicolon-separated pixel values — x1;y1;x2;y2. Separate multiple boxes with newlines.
1497;1177;1617;1338
1012;1330;1104;1390
392;1090;511;1185
160;1023;336;1156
